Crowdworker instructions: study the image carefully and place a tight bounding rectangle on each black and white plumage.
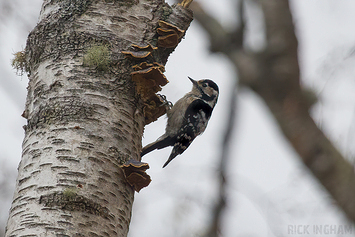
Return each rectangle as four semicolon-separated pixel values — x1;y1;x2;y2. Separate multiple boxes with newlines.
141;77;219;168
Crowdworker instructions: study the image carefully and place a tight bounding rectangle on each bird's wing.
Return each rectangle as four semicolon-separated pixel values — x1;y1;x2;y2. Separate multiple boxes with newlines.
163;99;213;167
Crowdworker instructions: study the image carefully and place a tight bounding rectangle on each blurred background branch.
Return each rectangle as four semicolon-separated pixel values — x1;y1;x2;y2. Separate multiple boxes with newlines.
191;0;355;225
204;85;238;237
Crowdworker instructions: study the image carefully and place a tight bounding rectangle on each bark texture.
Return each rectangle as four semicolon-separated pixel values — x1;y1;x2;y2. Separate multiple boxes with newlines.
6;1;192;236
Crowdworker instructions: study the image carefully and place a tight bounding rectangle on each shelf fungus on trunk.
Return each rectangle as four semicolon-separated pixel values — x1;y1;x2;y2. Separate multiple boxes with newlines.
157;20;185;48
121;50;152;59
121;43;157;59
122;43;169;125
130;62;168;125
120;5;193;128
118;5;193;191
120;159;151;192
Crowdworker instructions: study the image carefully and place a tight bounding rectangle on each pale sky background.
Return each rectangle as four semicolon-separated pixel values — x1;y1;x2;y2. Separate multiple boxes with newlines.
1;0;355;236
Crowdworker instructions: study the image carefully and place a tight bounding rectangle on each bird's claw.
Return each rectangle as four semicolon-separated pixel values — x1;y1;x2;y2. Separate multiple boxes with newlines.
157;94;173;110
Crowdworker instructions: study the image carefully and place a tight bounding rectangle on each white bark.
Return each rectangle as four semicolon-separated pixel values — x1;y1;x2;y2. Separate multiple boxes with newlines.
7;56;140;237
5;0;192;236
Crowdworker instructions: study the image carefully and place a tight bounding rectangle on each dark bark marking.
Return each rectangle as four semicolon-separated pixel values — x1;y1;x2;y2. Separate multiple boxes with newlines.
39;192;110;219
27;100;95;131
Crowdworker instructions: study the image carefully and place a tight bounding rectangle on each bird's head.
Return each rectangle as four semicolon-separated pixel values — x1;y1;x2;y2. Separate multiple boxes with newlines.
188;77;219;106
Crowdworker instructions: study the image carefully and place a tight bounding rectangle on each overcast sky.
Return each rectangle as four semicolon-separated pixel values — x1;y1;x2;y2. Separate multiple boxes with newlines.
1;0;355;236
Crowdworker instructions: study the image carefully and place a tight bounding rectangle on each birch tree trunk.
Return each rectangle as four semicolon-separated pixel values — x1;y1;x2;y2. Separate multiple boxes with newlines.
5;1;192;236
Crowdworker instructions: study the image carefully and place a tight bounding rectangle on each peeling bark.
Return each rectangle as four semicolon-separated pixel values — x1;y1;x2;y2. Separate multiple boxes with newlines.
6;1;193;236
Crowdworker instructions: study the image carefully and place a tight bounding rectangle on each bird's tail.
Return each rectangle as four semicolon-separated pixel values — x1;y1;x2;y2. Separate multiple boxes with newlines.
162;152;178;168
141;135;173;157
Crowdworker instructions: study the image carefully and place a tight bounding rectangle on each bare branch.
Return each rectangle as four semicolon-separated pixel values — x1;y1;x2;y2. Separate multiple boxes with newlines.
190;2;231;53
191;1;259;86
204;85;238;237
193;0;355;224
258;0;355;222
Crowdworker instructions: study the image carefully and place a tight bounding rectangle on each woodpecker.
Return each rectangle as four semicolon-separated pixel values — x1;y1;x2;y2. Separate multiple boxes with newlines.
141;77;219;167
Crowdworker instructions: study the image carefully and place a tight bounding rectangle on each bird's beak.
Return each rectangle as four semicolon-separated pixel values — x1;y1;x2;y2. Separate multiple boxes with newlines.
188;76;198;86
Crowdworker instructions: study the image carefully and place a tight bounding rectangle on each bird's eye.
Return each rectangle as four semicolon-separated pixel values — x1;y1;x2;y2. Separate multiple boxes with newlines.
202;83;208;87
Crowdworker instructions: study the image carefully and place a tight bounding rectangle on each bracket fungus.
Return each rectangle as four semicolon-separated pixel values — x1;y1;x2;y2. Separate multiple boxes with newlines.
178;0;193;8
131;66;168;99
121;50;152;59
121;43;170;125
122;43;158;59
120;159;151;192
130;62;169;124
131;43;158;52
157;20;185;48
143;94;170;125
